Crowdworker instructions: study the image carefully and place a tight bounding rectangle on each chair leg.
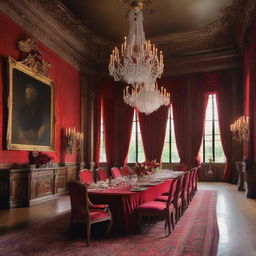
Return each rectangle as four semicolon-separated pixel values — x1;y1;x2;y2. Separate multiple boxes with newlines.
107;219;113;235
171;212;175;229
165;217;171;236
86;223;91;246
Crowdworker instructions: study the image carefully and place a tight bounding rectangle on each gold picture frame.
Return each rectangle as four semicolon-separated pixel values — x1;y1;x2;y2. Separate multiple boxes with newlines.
7;57;55;151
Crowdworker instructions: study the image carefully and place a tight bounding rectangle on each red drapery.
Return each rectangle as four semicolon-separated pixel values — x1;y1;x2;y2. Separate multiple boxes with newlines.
103;96;116;167
243;17;256;161
138;105;169;162
190;76;208;167
115;86;134;165
94;89;102;167
214;73;233;181
165;77;189;164
101;81;134;167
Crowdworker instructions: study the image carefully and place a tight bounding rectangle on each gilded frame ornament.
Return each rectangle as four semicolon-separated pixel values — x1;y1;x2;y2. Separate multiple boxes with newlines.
7;57;55;151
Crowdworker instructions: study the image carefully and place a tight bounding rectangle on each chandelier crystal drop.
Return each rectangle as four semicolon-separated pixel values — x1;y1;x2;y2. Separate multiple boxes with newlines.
108;1;170;115
123;82;170;115
109;2;164;86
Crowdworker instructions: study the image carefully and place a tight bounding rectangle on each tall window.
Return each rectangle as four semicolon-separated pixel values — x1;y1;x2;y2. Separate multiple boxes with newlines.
127;112;145;163
162;106;180;163
99;110;106;162
200;94;225;162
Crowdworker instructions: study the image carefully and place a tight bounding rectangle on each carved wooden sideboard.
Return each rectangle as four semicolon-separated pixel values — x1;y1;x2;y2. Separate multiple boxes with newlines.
0;165;78;209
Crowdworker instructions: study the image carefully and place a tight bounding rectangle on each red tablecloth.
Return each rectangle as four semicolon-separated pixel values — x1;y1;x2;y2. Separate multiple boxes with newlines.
88;179;173;234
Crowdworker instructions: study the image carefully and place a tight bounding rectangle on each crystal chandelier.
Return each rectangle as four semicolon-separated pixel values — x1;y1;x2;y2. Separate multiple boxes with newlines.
123;82;170;115
109;1;164;86
108;1;170;115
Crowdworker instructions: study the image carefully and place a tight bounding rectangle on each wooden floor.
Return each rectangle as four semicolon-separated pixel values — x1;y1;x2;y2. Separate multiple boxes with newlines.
1;182;256;256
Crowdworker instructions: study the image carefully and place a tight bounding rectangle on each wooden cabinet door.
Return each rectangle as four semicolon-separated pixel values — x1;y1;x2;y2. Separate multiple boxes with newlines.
37;176;54;197
55;168;67;194
34;170;54;198
9;172;29;208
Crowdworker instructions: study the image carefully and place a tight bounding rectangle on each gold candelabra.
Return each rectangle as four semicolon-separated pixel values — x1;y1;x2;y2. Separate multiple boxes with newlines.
230;116;249;144
65;127;84;154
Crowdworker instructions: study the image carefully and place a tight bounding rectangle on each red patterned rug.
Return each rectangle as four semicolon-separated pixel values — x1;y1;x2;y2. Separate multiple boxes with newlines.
0;190;219;256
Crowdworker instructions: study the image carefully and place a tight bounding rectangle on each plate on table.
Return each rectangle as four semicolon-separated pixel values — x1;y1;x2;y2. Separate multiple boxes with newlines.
129;187;147;192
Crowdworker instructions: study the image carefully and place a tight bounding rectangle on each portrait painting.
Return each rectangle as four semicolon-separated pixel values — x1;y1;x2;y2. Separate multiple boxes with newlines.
7;57;55;151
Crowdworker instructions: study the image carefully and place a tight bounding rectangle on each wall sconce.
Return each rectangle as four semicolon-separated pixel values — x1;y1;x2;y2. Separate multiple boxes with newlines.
230;115;249;144
65;127;84;154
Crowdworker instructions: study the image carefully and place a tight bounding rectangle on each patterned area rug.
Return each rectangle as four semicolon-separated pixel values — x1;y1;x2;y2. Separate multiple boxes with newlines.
0;190;219;256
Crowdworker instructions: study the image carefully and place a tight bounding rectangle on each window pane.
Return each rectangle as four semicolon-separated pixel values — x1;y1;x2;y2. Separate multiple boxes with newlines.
137;122;145;162
99;111;106;162
171;143;180;162
128;130;136;163
128;112;145;163
162;106;180;163
205;121;212;134
215;140;225;162
162;142;169;162
204;141;213;161
200;93;225;163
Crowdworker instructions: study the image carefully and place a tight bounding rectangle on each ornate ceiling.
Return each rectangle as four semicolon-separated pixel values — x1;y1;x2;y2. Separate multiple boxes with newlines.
0;0;256;75
61;0;234;41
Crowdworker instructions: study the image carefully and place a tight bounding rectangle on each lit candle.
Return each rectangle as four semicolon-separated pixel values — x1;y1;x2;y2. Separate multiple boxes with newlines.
124;36;127;48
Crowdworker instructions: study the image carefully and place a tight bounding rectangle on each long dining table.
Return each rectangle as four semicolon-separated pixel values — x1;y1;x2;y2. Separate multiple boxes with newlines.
88;178;174;234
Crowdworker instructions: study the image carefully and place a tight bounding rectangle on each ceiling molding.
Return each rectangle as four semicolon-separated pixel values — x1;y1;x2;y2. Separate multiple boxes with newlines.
0;0;111;70
163;49;242;76
234;0;256;49
0;0;253;74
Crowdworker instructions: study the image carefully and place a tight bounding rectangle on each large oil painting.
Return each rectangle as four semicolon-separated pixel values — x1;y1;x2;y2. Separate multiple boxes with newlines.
7;57;55;151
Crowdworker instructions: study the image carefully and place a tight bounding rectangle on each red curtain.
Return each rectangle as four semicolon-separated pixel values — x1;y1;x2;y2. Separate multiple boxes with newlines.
215;73;233;181
169;78;189;164
101;81;134;167
138;105;169;162
115;86;134;166
101;80;116;167
243;17;256;161
190;76;208;167
102;96;116;167
94;90;102;167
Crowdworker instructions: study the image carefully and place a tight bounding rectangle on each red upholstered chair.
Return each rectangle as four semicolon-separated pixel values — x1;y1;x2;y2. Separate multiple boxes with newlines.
176;163;187;172
192;167;199;196
96;168;109;181
79;169;94;185
68;180;112;246
172;173;185;222
155;173;189;218
181;171;190;213
120;165;131;176
137;176;181;236
188;168;196;202
111;167;121;179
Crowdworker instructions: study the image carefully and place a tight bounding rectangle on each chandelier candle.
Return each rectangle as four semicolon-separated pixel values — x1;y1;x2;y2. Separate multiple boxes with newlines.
108;2;164;86
109;1;170;115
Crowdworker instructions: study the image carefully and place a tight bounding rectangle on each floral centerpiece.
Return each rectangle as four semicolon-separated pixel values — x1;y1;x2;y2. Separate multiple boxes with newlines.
29;151;53;168
132;159;160;178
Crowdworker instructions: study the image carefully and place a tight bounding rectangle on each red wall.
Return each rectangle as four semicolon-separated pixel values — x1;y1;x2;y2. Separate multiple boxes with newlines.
0;13;81;164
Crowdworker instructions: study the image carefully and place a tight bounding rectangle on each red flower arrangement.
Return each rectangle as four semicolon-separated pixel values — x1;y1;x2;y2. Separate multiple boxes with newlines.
29;151;53;167
132;159;160;177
